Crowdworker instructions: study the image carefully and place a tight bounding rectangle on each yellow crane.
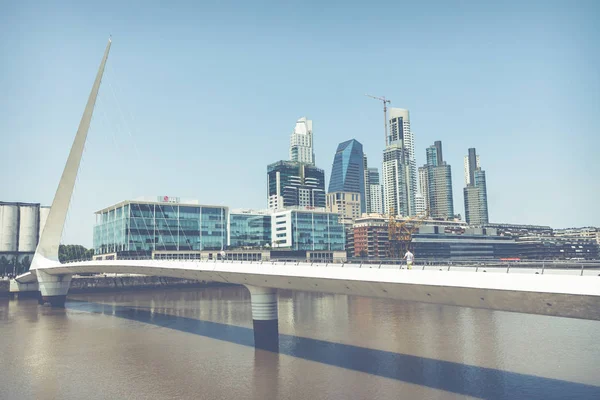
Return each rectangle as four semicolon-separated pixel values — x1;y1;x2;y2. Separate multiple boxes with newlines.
388;209;429;259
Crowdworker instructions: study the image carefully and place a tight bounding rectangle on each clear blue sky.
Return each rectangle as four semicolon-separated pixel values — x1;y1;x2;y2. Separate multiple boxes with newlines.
1;0;599;247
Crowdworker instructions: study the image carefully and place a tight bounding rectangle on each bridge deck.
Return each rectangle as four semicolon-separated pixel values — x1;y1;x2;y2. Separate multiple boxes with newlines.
15;260;600;321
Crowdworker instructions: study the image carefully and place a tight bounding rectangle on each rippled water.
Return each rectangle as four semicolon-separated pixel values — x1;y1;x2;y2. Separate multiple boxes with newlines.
1;286;599;399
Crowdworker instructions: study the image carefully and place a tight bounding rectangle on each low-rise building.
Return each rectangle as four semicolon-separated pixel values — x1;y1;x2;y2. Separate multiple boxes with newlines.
228;209;272;249
271;208;345;251
93;197;228;256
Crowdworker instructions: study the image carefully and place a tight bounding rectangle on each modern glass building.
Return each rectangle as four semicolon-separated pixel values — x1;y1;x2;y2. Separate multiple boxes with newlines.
228;210;272;248
93;197;228;255
272;209;345;251
267;161;326;210
328;139;365;213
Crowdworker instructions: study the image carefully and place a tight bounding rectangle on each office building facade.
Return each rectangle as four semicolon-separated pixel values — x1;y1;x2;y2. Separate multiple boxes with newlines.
267;161;326;210
228;209;272;249
93;197;228;255
329;139;366;213
271;209;345;251
326;192;362;221
289;117;315;165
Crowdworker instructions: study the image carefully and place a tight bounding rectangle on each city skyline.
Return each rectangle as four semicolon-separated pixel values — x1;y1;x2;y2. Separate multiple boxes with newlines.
1;1;599;246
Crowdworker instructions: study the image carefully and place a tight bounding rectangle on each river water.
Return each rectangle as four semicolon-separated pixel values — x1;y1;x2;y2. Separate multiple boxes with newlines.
1;286;599;400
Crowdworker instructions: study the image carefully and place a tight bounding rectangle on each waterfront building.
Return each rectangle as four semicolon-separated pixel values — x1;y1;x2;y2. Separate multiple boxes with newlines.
267;161;326;210
482;223;552;237
463;148;489;225
328;139;366;213
326;192;362;221
93;197;228;256
289;117;315;165
412;227;517;260
271;208;345;251
420;141;454;219
383;108;416;217
228;209;272;249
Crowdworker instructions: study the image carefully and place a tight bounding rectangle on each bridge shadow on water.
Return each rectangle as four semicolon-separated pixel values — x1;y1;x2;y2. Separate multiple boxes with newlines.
68;301;600;400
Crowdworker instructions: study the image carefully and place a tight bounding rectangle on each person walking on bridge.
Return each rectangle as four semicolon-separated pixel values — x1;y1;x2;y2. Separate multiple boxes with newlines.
404;249;414;270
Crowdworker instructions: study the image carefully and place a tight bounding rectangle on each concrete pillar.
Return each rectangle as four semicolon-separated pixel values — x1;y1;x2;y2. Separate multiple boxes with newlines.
37;270;72;307
246;285;279;352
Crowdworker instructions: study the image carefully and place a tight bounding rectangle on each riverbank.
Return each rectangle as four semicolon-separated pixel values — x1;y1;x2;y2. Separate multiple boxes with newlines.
0;276;232;297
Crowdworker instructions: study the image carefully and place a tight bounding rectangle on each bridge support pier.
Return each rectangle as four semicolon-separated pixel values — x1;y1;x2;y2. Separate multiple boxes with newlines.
246;285;279;352
37;270;72;307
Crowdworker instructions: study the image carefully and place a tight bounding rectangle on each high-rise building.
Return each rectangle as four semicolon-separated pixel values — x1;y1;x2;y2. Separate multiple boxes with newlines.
363;155;370;214
415;193;426;216
383;108;416;217
289;117;315;165
463;148;480;186
366;167;383;214
420;142;454;219
267;161;326;210
463;148;489;225
328;139;366;213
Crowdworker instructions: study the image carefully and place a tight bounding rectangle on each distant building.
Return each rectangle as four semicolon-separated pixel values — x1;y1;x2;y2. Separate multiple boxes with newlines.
228;209;272;249
383;108;416;217
328;139;366;213
289;117;315;165
326;192;362;221
517;235;599;260
267;161;326;210
420;141;454;219
463;148;489;225
554;227;600;245
93;197;228;256
271;208;345;251
363;155;371;213
415;193;426;216
482;223;552;238
0;201;50;268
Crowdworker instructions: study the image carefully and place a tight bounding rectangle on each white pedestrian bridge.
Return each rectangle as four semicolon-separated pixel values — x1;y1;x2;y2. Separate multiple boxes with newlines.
13;258;600;321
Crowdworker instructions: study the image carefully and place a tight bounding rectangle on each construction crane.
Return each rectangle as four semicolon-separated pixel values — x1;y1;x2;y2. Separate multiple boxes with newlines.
365;94;391;146
388;209;430;259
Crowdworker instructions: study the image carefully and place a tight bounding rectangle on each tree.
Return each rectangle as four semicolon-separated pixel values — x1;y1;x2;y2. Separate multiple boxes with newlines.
0;256;9;277
58;245;94;263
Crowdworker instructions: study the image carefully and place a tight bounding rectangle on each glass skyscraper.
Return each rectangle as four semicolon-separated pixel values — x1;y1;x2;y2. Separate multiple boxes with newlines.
93;198;228;255
228;210;272;248
328;139;366;213
420;141;454;219
267;161;326;210
463;148;489;225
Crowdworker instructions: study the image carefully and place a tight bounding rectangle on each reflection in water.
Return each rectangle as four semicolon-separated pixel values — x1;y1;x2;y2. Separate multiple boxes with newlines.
1;287;599;400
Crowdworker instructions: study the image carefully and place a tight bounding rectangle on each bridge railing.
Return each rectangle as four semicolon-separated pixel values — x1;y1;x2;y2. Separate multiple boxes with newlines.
60;256;600;276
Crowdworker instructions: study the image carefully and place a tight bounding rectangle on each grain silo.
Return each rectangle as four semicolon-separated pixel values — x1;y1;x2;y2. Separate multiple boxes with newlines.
0;202;19;253
18;203;40;252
